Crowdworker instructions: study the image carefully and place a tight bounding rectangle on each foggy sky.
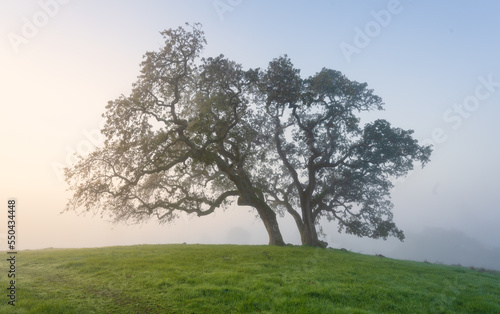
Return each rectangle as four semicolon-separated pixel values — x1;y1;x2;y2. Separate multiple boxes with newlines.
1;0;499;271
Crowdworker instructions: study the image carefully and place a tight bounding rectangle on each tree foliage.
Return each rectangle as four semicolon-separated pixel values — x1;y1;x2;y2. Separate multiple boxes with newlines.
65;23;285;245
65;24;431;247
255;57;432;246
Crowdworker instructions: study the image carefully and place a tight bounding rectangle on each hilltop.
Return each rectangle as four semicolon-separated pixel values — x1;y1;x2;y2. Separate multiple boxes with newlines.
2;244;499;312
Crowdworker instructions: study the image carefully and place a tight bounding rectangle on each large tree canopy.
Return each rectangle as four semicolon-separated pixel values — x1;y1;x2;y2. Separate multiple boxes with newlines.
65;23;285;245
254;57;432;247
65;24;431;247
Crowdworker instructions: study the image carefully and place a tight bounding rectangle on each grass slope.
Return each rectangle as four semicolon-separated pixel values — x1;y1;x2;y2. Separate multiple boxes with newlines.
1;244;499;313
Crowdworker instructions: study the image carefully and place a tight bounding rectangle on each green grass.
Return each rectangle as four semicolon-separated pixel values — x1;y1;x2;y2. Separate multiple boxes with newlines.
1;244;499;313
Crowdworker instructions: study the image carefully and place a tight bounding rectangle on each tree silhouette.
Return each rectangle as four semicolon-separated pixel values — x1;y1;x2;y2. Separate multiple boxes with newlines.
65;24;431;247
255;56;432;246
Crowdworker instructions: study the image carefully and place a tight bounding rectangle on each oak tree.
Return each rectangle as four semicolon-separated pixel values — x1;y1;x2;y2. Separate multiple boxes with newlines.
255;56;432;247
65;24;286;245
66;24;431;248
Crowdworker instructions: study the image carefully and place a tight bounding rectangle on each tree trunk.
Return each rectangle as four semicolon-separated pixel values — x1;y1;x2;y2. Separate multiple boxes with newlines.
257;206;286;246
300;200;328;248
238;197;285;246
214;157;286;246
300;220;327;248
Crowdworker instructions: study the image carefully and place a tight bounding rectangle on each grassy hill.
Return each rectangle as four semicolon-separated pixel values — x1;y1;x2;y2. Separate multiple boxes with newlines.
2;244;499;313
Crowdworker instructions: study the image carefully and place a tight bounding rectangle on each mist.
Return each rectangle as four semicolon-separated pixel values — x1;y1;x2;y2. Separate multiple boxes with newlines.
1;1;500;273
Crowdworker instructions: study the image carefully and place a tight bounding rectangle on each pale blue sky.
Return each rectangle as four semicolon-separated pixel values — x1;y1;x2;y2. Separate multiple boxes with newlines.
1;1;499;268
